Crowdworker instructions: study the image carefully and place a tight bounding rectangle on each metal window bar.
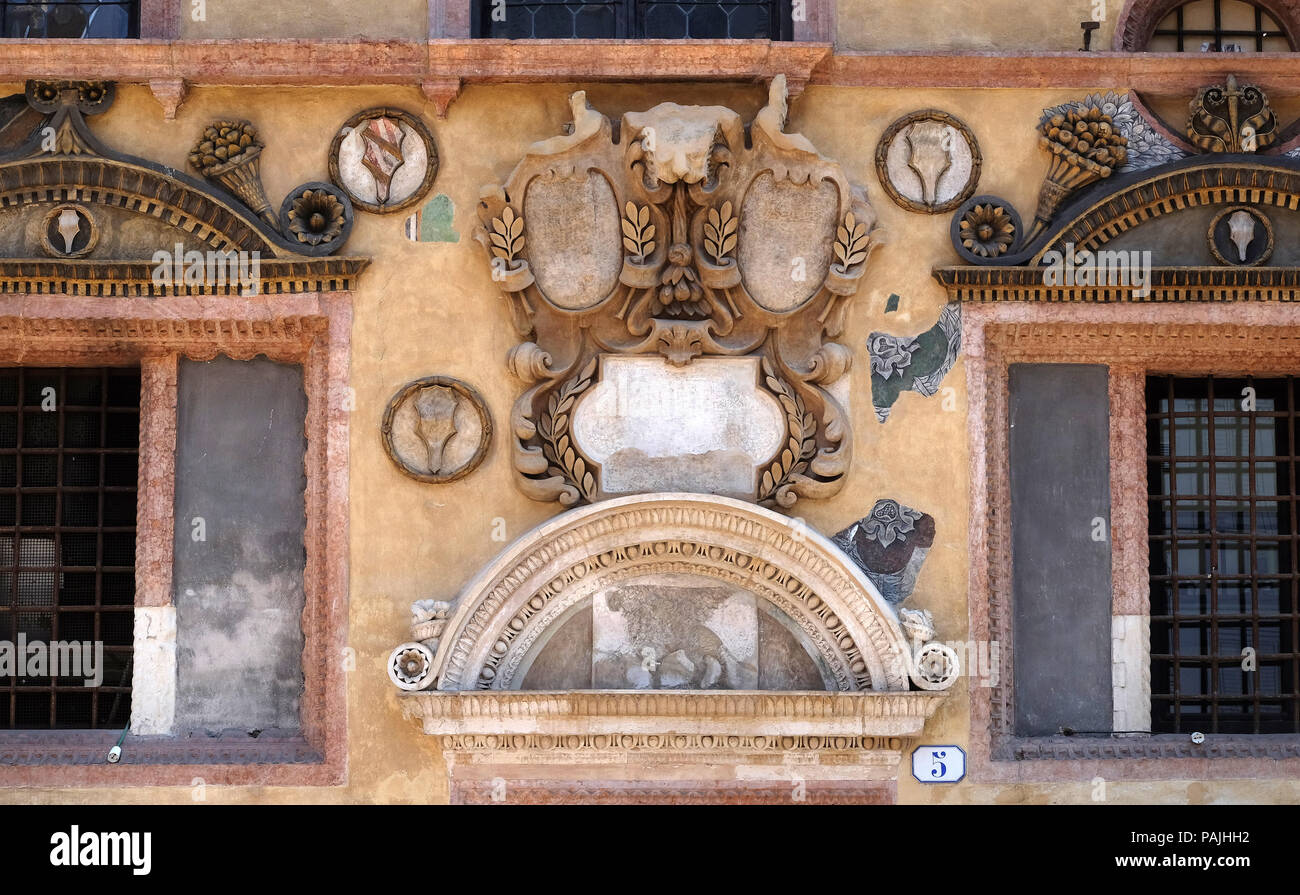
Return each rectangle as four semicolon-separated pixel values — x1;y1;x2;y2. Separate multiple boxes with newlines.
1147;375;1300;735
0;367;139;730
474;0;791;40
0;1;138;39
1151;0;1294;51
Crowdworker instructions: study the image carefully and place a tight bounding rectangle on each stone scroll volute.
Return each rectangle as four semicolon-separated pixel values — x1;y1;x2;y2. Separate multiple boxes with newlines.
476;78;880;509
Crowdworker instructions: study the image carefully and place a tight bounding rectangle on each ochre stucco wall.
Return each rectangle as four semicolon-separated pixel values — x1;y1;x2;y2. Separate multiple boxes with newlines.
0;79;1296;804
172;0;1125;48
835;0;1122;52
178;0;430;39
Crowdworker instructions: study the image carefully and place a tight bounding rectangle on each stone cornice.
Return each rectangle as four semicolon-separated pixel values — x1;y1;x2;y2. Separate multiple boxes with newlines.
401;690;948;739
5;42;1300;100
0;258;368;296
816;51;1300;94
935;266;1300;302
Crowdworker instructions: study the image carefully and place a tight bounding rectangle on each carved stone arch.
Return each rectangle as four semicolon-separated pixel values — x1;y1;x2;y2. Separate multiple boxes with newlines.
432;492;915;692
1114;0;1300;50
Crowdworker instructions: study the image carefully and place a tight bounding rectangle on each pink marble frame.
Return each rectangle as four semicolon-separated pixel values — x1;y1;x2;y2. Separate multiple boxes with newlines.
0;293;351;787
965;301;1300;782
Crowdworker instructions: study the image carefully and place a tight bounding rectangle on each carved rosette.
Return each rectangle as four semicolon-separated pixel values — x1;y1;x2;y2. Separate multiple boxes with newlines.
476;77;879;509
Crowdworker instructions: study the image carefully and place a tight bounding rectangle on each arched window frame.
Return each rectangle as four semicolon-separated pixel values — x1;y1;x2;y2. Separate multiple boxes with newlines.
1115;0;1300;50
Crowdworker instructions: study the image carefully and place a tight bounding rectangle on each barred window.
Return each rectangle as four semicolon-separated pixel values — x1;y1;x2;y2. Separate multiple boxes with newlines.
474;0;791;40
1148;375;1300;734
1149;0;1293;51
0;367;138;730
0;1;138;38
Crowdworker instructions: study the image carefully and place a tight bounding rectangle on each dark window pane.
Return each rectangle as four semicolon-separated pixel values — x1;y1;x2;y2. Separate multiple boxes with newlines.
1148;374;1300;734
0;367;138;729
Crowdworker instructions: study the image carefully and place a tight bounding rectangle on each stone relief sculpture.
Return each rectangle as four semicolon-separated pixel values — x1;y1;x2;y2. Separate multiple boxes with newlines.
386;493;960;696
875;109;981;214
329;108;439;214
1208;206;1273;267
1042;91;1185;174
475;77;879;509
381;376;493;483
0;81;366;295
1187;75;1277;154
947;80;1293;268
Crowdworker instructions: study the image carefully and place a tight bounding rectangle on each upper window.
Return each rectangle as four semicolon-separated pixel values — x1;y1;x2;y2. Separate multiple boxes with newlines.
1147;375;1299;734
1148;0;1294;51
474;0;792;40
1;1;138;38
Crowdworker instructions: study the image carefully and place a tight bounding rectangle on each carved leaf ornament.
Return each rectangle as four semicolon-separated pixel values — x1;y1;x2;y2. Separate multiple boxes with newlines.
475;77;880;508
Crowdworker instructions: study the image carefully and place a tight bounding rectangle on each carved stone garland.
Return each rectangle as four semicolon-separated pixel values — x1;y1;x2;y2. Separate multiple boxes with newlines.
475;77;878;509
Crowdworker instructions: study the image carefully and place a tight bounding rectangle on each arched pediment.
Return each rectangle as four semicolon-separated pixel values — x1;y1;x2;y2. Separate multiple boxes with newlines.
1030;157;1300;265
0;81;367;295
403;493;936;694
938;83;1300;298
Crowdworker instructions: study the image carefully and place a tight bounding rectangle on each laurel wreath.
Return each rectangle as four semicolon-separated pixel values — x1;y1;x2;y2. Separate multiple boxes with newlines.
539;357;598;500
759;357;818;501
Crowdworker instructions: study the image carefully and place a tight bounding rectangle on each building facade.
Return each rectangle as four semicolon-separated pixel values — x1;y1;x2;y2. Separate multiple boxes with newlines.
0;0;1298;804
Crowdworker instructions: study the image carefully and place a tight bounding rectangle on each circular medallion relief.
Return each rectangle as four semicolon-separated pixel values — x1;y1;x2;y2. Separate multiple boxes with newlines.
40;204;98;258
1208;206;1273;267
329;108;438;215
381;376;492;483
875;110;982;215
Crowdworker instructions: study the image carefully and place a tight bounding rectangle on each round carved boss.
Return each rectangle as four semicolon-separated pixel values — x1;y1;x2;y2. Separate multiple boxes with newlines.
40;204;98;258
1208;206;1274;267
874;110;982;215
329;108;439;215
381;376;492;484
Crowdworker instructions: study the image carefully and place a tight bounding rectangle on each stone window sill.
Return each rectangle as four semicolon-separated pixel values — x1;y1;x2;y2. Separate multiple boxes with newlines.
997;733;1300;762
0;730;335;786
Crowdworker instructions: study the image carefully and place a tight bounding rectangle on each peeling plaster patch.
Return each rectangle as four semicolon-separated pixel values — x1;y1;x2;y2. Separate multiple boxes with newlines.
832;499;936;605
404;193;459;243
869;302;961;422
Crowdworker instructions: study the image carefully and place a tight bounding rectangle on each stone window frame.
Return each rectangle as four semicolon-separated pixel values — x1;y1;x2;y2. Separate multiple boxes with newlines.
0;292;351;787
966;300;1300;782
1114;0;1300;50
428;0;833;40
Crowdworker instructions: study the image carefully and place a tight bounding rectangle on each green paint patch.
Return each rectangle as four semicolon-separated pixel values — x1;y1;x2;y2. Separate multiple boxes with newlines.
885;293;900;313
417;194;458;243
